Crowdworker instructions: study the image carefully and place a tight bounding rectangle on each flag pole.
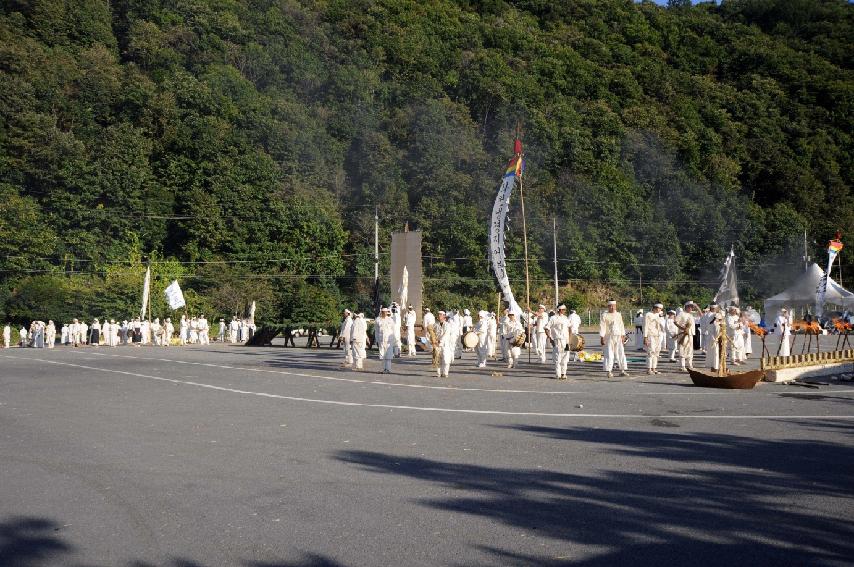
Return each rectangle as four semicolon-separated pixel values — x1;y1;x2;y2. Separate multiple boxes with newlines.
519;154;532;364
553;217;559;309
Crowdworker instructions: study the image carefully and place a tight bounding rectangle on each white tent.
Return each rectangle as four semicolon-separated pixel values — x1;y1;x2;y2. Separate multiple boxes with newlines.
763;263;854;326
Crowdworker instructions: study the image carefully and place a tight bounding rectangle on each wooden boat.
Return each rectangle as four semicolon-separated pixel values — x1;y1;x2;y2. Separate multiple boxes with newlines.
688;314;765;389
688;368;765;389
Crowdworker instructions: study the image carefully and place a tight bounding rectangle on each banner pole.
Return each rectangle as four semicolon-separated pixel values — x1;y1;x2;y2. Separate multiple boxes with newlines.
519;159;532;363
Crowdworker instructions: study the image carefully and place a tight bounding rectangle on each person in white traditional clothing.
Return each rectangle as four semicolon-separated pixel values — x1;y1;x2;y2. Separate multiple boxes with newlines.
532;305;548;363
674;302;697;371
226;316;237;344
434;311;456;378
102;319;112;346
60;323;69;345
340;310;354;367
776;308;792;356
151;318;162;346
140;319;150;345
4;323;12;348
703;304;722;371
545;304;571;380
461;309;473;352
79;321;88;345
726;306;746;365
349;312;367;370
498;308;511;361
422;308;435;330
600;300;629;378
189;317;198;344
473;310;490;368
567;308;582;362
218;319;226;342
741;308;753;357
198;315;210;345
634;309;645;350
179;315;189;345
486;312;497;359
119;320;129;345
503;312;524;369
44;320;56;348
108;320;118;346
666;310;679;361
389;303;402;357
643;304;666;375
19;325;27;347
164;318;174;346
69;319;80;347
374;307;396;374
404;306;417;357
450;310;464;360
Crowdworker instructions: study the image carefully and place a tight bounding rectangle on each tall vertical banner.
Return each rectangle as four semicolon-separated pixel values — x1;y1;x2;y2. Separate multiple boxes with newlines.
816;234;844;317
140;266;151;320
713;248;739;306
390;231;422;323
489;151;524;316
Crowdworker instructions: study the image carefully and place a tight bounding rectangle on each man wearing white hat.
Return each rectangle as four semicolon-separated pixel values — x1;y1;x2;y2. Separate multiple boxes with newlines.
703;303;722;371
675;302;697;371
375;307;396;374
390;302;402;357
644;304;666;374
600;300;629;378
434;311;456;378
776;308;791;356
350;313;368;370
496;308;508;361
405;305;417;357
474;310;490;367
726;306;746;365
461;309;473;351
340;309;353;366
503;312;524;369
533;305;548;363
545;304;571;380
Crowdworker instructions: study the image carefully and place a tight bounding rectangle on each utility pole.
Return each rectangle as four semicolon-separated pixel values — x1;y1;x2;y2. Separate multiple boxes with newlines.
374;206;379;312
552;217;559;308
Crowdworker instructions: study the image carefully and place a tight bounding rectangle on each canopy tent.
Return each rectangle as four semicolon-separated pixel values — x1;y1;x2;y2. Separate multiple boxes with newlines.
764;263;854;325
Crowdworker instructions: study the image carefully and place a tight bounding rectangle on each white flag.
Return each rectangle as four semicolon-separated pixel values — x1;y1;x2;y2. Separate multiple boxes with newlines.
164;280;186;310
140;266;151;320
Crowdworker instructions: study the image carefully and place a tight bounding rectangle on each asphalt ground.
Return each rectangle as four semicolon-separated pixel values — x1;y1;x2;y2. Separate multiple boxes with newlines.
1;333;853;567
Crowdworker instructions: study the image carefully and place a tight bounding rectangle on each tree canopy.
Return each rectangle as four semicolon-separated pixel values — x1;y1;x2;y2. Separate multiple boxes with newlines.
1;0;851;323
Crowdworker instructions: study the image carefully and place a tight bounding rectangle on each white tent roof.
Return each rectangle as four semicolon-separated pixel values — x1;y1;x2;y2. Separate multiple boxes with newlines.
764;263;854;321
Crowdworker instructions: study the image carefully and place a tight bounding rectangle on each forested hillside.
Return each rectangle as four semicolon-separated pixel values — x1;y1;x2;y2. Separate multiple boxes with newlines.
1;0;852;324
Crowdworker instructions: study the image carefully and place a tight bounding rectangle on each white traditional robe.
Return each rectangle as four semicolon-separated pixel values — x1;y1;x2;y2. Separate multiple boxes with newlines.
503;319;524;368
474;316;490;367
434;320;457;378
374;315;396;372
350;315;367;369
545;314;571;379
675;312;696;369
340;315;353;364
600;311;627;373
643;311;666;371
404;310;417;356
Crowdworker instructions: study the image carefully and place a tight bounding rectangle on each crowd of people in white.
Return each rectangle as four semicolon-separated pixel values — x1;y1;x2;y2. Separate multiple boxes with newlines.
3;315;257;349
337;300;769;380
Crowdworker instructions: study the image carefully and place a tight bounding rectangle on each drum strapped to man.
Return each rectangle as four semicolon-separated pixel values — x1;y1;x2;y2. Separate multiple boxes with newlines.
567;333;585;352
511;330;526;348
463;331;479;349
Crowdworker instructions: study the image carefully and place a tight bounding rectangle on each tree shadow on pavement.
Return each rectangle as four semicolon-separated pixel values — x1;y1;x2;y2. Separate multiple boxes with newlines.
336;425;854;566
0;516;346;567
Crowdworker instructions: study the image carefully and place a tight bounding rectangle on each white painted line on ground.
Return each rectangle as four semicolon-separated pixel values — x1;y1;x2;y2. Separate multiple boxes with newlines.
5;355;854;420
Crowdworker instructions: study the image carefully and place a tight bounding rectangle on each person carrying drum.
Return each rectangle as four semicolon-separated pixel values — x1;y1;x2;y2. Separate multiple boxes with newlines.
545;304;572;380
503;312;525;369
